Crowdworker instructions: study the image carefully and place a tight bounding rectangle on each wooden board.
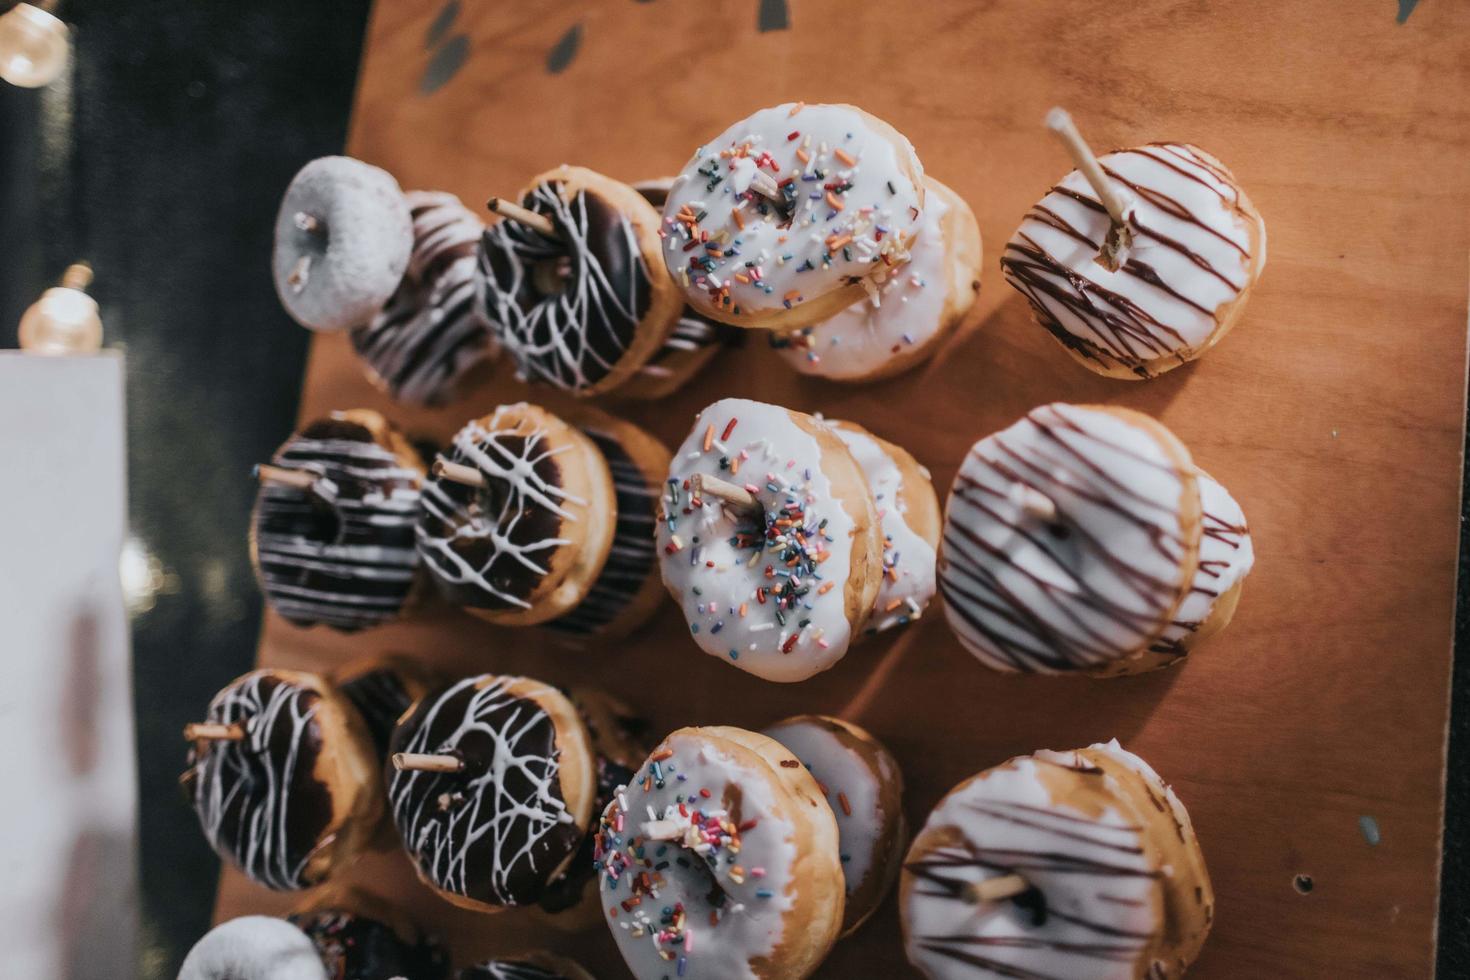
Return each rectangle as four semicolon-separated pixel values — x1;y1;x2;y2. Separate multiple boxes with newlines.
216;1;1470;976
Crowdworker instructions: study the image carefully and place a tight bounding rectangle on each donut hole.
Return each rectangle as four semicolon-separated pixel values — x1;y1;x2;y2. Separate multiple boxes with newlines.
670;849;733;913
531;255;574;297
1010;884;1049;927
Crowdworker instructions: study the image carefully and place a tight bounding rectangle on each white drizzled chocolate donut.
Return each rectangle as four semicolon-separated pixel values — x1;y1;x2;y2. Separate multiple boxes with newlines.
656;398;884;682
1001;143;1266;380
273;156;413;333
178;916;327;980
661;102;926;331
386;675;595;913
901;741;1213;980
827;419;940;634
351;190;498;406
458;955;595;980
773;177;982;382
289;886;450;980
331;655;441;762
183;669;382;891
478;166;683;397
594;726;845;979
761;715;906;936
250;410;425;632
938;403;1202;674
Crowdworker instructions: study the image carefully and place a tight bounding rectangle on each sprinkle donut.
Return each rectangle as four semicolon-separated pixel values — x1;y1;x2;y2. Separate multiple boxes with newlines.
774;176;982;382
1001;142;1266;380
351;190;498;406
386;675;595;913
178;916;327;980
182;669;382;891
661;102;926;331
656;397;884;682
900;740;1213;980
478;165;683;397
761;715;906;936
938;403;1202;674
458;955;595;980
249;409;425;632
827;419;940;634
594;726;845;979
289;886;450;980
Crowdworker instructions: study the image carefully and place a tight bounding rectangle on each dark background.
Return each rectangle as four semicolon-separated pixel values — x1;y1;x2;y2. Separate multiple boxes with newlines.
0;2;1464;977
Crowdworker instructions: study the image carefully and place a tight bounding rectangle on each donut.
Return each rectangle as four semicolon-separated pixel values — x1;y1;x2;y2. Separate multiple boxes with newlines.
656;397;884;682
900;740;1212;980
249;409;425;632
182;669;382;891
761;715;905;936
330;654;441;762
350;190;499;406
938;403;1202;674
178;916;327;980
594;726;845;979
660;102;926;331
458;955;595;980
386;675;595;913
1001;142;1266;380
273;156;412;332
772;176;981;381
827;419;940;634
416;404;668;635
477;165;683;397
289;886;450;980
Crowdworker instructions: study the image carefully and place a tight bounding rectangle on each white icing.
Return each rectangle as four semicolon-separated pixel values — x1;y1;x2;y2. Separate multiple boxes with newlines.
831;423;936;633
1002;144;1262;374
596;731;798;980
939;403;1193;673
1157;473;1253;651
662;103;924;322
776;191;951;379
178;916;327;980
902;753;1162;980
657;398;860;682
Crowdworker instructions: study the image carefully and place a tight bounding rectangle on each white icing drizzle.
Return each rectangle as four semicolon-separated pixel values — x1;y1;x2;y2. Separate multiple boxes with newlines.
594;731;798;979
830;422;937;633
661;103;924;321
387;676;578;907
939;404;1194;673
1001;143;1263;377
902;749;1164;980
416;410;586;611
774;189;951;379
657;398;860;682
460;962;577;980
1152;472;1252;655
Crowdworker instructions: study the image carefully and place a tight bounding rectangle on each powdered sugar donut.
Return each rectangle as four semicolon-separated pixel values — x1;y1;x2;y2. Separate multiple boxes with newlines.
900;740;1212;980
1001;142;1266;380
179;916;327;980
351;190;498;406
657;398;884;682
594;726;844;979
938;403;1202;674
273;156;412;332
662;102;926;331
761;715;905;936
773;177;981;381
827;420;939;634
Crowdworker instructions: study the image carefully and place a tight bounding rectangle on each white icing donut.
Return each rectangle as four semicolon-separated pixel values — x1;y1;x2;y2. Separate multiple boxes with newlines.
1001;143;1266;379
1155;471;1252;655
656;398;876;682
829;421;937;633
661;103;925;328
178;916;327;980
939;403;1199;673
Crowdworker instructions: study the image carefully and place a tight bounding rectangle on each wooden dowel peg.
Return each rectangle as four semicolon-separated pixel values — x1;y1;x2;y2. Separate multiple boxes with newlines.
488;197;557;237
1044;107;1133;227
1009;482;1059;523
749;169;784;203
964;873;1030;904
293;211;322;234
433;457;485;488
392;752;464;773
693;472;761;516
184;722;245;742
640;818;686;841
255;463;319;491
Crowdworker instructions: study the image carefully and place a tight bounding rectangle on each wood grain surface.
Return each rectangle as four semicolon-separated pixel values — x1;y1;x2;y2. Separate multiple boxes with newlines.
215;1;1470;976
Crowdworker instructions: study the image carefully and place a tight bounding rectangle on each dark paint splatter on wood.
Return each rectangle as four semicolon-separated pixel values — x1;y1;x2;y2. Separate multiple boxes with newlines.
758;0;789;32
1397;0;1418;23
547;24;582;74
420;33;469;95
426;0;460;48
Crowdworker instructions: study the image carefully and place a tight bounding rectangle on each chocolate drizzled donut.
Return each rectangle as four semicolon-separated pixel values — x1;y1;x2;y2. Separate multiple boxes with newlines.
289;907;449;980
387;677;586;908
251;414;422;631
351;191;496;406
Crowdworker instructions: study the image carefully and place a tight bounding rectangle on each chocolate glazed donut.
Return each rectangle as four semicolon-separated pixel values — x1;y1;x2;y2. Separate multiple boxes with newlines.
479;176;652;393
